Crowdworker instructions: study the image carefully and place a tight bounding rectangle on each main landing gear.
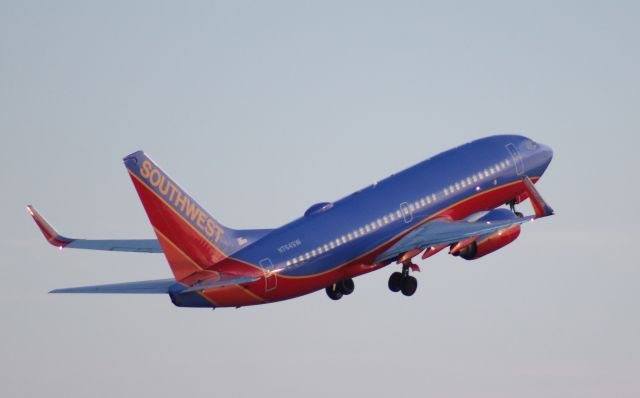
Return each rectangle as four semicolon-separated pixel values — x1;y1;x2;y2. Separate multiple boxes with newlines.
388;262;418;296
325;278;355;300
508;199;524;218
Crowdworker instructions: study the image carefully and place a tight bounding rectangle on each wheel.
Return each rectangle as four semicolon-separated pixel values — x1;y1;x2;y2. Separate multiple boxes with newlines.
401;276;418;296
325;285;343;300
339;279;355;295
388;272;403;292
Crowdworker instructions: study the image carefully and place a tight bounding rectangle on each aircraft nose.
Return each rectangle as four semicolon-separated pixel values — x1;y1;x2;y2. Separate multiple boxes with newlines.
539;143;553;164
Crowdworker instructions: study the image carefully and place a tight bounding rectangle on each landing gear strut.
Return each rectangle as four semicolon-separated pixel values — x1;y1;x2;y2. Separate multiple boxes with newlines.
388;263;418;296
508;199;524;218
325;278;355;300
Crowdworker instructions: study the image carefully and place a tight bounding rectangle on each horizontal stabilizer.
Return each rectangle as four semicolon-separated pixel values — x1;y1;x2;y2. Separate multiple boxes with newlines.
180;274;260;293
26;205;162;253
50;278;175;294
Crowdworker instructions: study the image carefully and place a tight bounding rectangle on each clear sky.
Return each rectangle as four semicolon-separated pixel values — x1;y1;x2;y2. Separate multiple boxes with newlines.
1;1;638;397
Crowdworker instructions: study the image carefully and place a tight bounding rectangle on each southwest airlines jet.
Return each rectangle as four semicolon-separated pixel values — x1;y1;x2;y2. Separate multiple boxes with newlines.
28;135;554;308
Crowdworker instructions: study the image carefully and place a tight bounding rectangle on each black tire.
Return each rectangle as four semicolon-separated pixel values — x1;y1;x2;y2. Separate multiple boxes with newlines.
339;279;355;295
388;272;403;292
325;285;343;300
401;276;418;296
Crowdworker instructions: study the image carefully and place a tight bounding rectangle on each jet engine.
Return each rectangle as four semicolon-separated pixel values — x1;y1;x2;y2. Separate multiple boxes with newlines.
453;208;521;260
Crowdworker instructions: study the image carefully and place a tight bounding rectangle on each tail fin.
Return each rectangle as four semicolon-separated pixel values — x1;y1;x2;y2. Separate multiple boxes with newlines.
123;151;248;280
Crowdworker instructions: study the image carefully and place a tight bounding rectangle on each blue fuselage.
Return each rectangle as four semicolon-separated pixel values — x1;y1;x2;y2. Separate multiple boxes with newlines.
232;135;553;277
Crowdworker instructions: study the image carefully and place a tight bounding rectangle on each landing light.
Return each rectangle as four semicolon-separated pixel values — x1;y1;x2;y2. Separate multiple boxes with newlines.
475;186;481;191
58;246;63;251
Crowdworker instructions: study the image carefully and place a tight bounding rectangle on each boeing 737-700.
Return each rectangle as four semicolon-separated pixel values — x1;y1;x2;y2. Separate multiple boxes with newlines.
28;135;554;308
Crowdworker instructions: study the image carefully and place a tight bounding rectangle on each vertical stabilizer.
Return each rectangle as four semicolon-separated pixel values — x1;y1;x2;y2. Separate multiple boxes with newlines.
123;151;245;280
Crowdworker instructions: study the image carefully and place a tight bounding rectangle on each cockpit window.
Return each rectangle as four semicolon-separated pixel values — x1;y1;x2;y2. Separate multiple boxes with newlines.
525;140;538;150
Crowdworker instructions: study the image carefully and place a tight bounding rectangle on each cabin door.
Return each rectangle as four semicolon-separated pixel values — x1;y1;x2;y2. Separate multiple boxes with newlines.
505;143;525;175
400;202;413;223
259;258;277;292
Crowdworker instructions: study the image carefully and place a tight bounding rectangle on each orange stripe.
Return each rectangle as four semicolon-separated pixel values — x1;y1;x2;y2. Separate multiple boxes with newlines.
154;225;262;305
236;284;266;303
153;227;204;272
197;291;217;306
202;285;264;307
154;228;255;307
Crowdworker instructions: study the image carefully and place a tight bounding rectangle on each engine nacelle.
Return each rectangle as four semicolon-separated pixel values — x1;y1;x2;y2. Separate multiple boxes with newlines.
456;208;521;260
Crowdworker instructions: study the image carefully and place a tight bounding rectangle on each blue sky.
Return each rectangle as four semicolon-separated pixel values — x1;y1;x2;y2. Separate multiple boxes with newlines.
1;1;638;397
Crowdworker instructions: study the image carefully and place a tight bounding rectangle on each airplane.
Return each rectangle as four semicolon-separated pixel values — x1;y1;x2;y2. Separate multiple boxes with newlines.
27;135;554;308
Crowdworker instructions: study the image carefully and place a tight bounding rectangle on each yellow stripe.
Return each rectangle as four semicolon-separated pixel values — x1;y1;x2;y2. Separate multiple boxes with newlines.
152;227;219;306
138;200;262;306
197;291;217;306
236;284;267;303
155;221;263;303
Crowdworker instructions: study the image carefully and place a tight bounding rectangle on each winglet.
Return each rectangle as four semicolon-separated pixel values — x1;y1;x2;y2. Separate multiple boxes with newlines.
522;177;554;218
26;205;73;248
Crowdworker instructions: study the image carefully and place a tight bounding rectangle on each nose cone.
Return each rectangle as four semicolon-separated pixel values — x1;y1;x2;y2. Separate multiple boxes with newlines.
535;143;553;175
539;143;553;164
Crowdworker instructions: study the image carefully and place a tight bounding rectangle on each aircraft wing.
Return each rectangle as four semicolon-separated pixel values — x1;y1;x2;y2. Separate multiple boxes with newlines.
26;205;162;253
50;278;175;294
375;176;554;263
375;215;536;263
